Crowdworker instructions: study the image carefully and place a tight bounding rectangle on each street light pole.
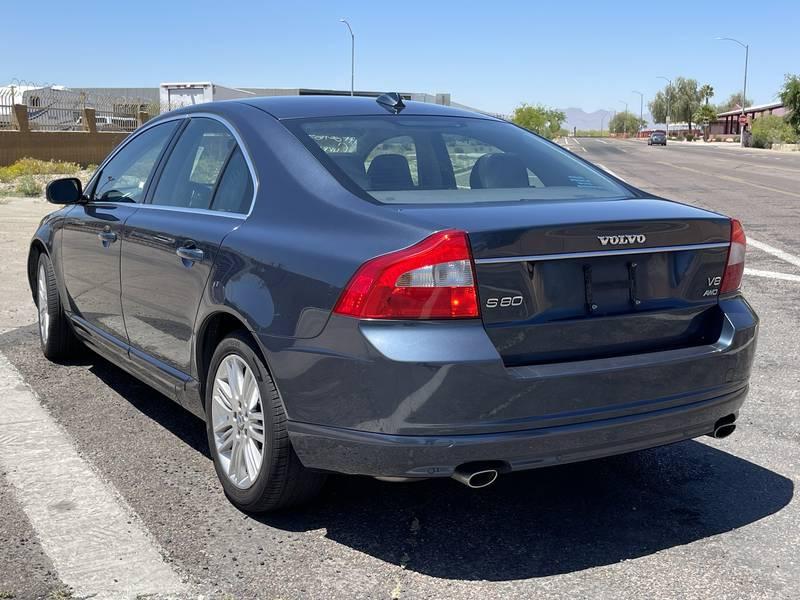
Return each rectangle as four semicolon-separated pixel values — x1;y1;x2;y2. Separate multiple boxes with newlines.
340;18;354;96
632;90;644;135
657;76;673;138
717;37;749;147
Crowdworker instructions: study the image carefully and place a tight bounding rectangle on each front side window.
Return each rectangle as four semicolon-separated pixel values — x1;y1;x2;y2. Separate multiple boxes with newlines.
93;121;178;203
151;118;236;210
287;116;631;205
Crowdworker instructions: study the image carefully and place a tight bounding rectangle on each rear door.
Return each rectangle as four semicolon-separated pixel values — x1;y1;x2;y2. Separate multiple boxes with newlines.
60;120;179;353
121;116;255;381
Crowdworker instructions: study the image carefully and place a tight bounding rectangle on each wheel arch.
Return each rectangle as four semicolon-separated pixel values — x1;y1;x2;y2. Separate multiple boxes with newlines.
195;309;276;410
27;238;49;303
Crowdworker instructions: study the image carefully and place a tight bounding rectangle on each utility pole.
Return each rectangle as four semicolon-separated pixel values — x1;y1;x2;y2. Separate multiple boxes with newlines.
340;18;355;96
657;76;673;137
717;37;749;147
632;90;644;135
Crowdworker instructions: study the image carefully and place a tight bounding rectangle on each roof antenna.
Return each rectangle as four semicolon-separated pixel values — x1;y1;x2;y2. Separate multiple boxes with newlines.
376;92;405;113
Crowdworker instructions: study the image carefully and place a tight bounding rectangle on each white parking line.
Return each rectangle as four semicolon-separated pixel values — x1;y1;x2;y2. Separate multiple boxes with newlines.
0;352;187;599
745;268;800;283
748;237;800;269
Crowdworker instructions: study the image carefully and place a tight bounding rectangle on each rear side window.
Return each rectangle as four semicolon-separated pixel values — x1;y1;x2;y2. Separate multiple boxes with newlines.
211;148;254;214
151;118;236;210
93;121;178;203
287;116;630;205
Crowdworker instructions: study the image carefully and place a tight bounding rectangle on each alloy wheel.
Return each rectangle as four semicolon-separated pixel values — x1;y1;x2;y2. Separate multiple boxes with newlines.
38;263;49;345
211;354;266;489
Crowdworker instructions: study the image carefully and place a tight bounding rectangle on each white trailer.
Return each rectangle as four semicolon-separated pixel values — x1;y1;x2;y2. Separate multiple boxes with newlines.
159;82;255;111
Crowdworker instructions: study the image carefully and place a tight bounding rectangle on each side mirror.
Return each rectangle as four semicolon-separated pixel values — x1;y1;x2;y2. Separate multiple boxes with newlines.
46;178;84;204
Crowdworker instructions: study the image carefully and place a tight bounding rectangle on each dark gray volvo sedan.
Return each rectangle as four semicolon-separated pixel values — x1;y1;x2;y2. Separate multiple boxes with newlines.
30;94;757;511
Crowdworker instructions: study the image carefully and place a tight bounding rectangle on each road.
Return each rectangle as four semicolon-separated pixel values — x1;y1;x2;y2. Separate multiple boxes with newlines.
1;139;799;599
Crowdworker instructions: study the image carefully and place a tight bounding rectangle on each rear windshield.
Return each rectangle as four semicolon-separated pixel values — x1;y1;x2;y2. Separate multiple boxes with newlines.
285;115;631;204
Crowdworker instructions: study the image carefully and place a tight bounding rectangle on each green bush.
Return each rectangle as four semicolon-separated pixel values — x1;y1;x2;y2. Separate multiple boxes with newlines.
0;158;81;183
685;134;695;142
751;115;798;149
15;175;43;197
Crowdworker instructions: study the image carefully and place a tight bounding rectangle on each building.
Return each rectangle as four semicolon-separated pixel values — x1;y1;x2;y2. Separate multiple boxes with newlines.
711;101;787;136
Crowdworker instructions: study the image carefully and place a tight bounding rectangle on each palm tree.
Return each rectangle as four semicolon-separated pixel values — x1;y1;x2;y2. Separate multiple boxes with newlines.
700;84;715;106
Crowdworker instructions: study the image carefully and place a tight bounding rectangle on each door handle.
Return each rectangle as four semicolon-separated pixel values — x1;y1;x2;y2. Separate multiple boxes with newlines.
97;230;117;246
176;246;204;263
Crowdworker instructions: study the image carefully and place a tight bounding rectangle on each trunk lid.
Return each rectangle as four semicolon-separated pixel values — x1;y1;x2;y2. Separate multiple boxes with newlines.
398;198;731;365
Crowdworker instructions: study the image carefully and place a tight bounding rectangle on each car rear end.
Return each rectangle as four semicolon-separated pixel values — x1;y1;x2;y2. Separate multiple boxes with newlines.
276;108;757;483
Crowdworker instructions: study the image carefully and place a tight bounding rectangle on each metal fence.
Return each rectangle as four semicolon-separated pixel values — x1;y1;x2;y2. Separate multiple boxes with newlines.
0;81;153;132
0;85;16;130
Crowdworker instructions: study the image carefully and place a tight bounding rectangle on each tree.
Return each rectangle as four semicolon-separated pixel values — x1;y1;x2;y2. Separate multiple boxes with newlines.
699;84;715;105
512;104;566;139
694;104;717;140
718;92;752;112
609;111;646;135
648;78;707;133
649;88;672;125
779;73;800;133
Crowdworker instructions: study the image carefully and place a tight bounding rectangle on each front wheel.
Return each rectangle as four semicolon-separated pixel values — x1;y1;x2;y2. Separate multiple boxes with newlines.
205;332;326;512
36;253;79;360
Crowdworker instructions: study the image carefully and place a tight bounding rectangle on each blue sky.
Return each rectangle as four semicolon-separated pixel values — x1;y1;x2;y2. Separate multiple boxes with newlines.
3;1;797;114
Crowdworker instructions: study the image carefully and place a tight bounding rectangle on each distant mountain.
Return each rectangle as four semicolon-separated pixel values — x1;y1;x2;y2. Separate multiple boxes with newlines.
561;107;653;132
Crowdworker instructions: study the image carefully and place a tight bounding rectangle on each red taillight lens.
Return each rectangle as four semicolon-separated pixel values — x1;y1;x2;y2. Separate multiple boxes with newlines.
333;230;480;319
720;218;746;293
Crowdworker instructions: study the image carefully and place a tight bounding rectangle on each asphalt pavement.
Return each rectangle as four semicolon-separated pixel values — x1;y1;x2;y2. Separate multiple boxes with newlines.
1;138;799;599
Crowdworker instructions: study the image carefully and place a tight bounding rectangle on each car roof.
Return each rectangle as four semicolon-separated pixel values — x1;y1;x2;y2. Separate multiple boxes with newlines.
231;95;499;121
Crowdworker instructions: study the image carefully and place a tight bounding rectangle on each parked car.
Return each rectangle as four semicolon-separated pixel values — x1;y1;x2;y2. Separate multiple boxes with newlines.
648;130;667;146
31;94;757;511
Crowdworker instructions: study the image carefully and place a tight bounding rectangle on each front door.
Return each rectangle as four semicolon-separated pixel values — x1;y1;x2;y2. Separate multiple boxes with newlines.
121;117;255;379
61;120;180;353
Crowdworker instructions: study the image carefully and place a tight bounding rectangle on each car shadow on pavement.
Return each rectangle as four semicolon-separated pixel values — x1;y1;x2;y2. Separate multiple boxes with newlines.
1;326;792;582
265;443;793;580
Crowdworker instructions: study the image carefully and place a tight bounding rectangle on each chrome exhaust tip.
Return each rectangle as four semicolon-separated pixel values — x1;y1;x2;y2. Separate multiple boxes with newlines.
709;414;737;439
452;465;500;489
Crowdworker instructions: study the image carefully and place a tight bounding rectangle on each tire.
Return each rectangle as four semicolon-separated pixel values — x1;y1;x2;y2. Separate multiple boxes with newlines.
36;252;79;360
205;331;326;512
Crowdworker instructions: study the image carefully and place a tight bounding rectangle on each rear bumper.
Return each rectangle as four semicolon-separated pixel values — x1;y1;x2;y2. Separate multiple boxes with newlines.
264;296;757;476
289;385;748;477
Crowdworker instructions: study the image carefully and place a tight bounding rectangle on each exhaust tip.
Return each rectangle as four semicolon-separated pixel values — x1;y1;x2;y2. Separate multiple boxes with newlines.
452;462;505;489
709;414;737;439
465;469;498;489
713;423;736;439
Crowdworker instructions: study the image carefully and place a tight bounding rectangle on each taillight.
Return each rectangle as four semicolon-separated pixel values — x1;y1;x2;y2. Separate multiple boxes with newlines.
720;218;746;293
333;230;480;319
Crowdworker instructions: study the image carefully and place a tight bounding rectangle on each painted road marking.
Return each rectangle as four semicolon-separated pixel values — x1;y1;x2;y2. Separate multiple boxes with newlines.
597;164;627;182
656;161;800;200
748;238;800;269
745;268;800;283
0;352;187;599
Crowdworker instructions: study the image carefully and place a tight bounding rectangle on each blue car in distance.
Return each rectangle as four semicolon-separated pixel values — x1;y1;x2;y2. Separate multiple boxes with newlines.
31;93;757;511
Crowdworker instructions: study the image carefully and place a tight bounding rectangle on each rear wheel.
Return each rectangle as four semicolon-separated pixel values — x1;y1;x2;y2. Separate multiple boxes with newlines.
36;253;79;360
205;331;326;512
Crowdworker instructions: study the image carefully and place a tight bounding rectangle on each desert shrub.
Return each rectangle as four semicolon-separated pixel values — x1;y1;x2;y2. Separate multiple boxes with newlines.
15;175;43;197
0;158;81;183
751;115;798;149
685;134;695;142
